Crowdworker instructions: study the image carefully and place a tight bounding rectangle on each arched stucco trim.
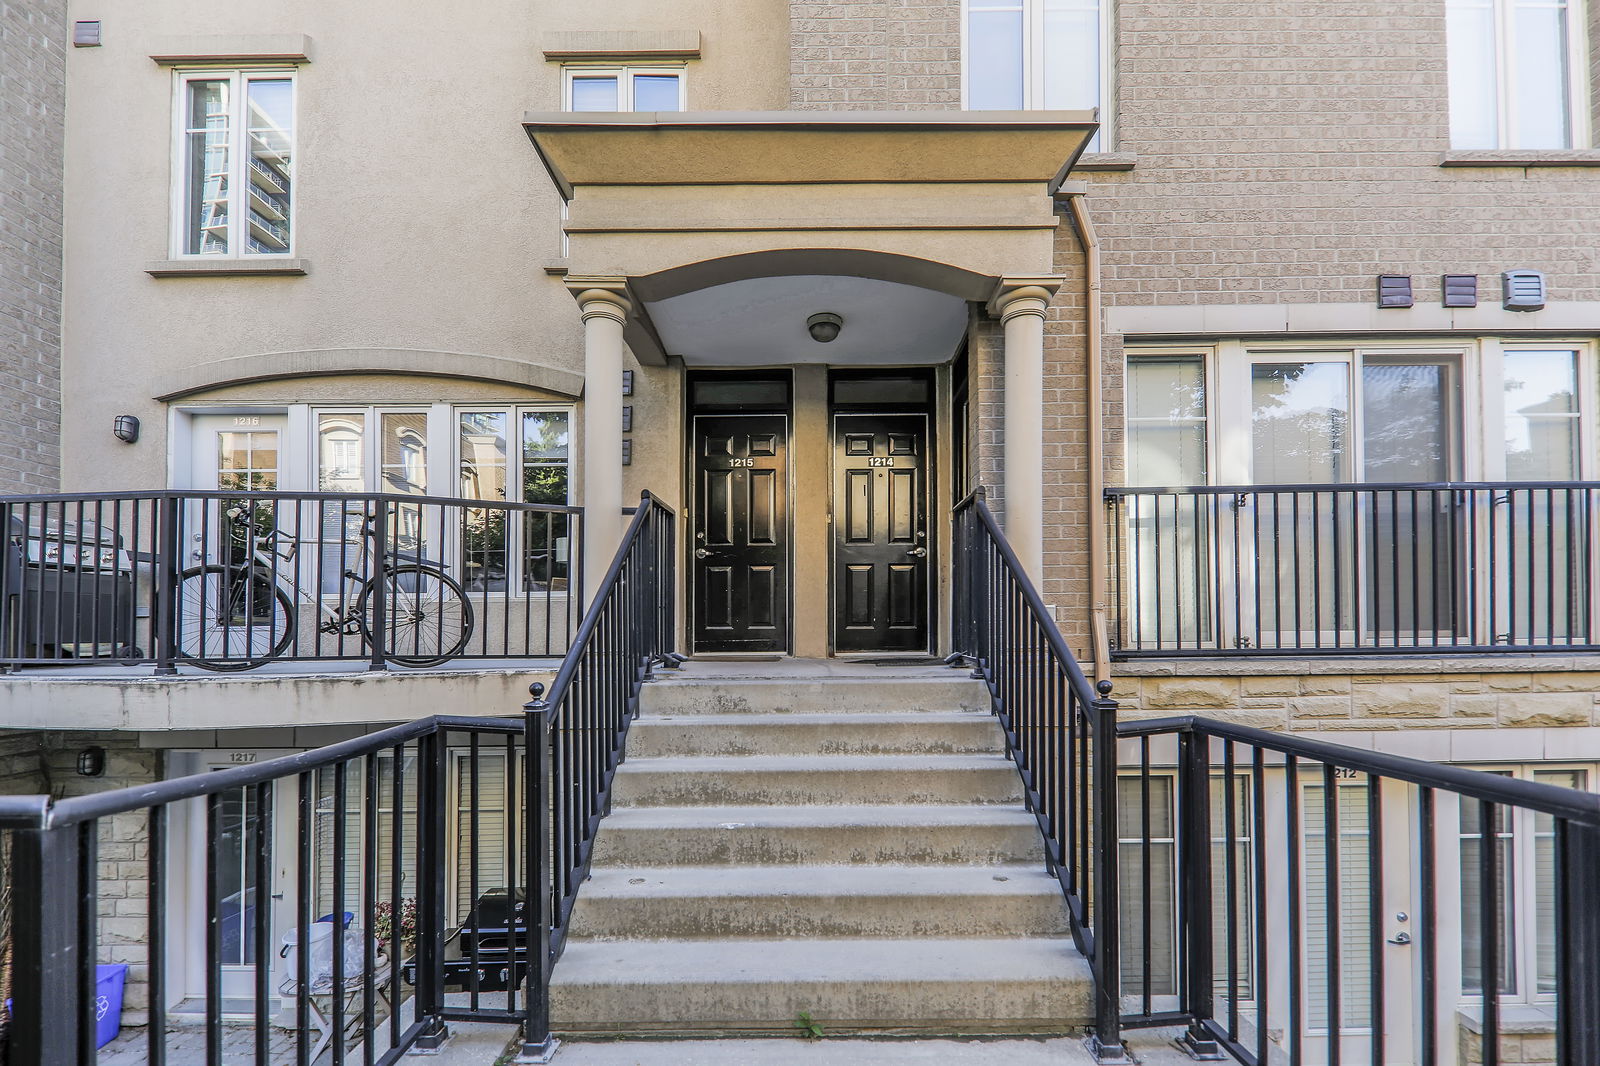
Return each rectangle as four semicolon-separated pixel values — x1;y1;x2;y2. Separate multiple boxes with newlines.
630;249;996;304
153;348;586;402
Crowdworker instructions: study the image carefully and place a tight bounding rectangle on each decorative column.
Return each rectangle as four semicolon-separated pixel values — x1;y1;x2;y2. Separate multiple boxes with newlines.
573;284;632;588
989;281;1058;586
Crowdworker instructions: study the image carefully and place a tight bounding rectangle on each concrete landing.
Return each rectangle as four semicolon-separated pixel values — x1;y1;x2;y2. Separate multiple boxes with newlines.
544;1031;1197;1064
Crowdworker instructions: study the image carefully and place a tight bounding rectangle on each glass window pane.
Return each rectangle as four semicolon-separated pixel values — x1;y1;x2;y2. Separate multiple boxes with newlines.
245;79;293;253
1251;362;1350;484
1042;0;1100;110
632;74;681;111
570;75;619;112
1447;0;1500;148
523;411;571;505
1533;769;1585;994
967;8;1025;109
1362;360;1458;483
1118;775;1177;997
1460;796;1517;996
1504;350;1579;479
318;413;366;492
185;79;231;255
693;378;790;409
1512;1;1571;149
380;412;429;495
1128;357;1206;421
460;412;509;594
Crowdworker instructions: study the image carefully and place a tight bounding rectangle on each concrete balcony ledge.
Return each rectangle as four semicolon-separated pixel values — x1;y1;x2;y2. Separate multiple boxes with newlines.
0;659;556;732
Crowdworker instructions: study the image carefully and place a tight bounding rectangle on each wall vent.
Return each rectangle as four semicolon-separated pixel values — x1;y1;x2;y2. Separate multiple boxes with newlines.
1442;275;1477;308
72;21;102;46
1502;270;1546;311
1377;275;1413;308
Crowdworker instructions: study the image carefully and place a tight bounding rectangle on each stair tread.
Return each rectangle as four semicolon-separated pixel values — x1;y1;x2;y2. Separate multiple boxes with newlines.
581;863;1060;900
597;803;1038;830
634;711;992;725
552;936;1091;987
618;753;1013;772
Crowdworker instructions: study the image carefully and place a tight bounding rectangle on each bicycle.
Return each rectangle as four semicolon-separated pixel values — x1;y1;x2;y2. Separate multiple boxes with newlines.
175;507;474;671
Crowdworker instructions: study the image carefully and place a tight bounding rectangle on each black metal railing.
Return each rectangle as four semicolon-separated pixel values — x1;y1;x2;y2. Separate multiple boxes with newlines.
0;489;583;672
0;714;538;1065
951;488;1129;1061
0;490;678;1065
1108;482;1600;657
519;491;678;1058
1115;716;1600;1066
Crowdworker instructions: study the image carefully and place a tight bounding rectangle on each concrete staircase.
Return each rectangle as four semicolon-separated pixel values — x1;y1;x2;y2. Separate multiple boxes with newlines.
549;664;1093;1037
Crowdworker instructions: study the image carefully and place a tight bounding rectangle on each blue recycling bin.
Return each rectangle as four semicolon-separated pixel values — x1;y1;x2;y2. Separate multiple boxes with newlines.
94;963;127;1049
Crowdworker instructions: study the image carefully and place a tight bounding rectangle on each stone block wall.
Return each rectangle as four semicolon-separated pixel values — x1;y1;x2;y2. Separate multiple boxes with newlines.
1459;1023;1556;1066
0;0;66;492
1112;666;1600;732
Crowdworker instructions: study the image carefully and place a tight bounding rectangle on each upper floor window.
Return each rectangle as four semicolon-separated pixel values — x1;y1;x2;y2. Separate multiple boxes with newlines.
563;66;684;112
964;0;1105;141
174;70;295;257
1446;0;1589;148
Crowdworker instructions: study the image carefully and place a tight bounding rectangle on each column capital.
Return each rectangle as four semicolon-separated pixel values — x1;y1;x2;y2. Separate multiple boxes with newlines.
987;277;1063;322
566;277;633;324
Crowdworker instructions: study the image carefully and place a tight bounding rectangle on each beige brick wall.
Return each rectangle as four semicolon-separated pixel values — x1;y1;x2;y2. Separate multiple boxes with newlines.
788;0;962;109
1113;668;1600;733
0;0;65;492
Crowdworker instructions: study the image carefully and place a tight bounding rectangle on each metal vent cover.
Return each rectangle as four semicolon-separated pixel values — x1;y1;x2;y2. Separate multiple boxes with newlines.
1442;274;1478;308
1377;275;1413;308
1502;270;1546;311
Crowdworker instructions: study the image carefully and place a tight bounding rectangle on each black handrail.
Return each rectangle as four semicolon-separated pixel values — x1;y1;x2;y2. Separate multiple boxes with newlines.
951;488;1129;1062
1115;713;1600;1065
1107;480;1600;657
518;490;678;1060
0;488;584;673
2;712;541;1065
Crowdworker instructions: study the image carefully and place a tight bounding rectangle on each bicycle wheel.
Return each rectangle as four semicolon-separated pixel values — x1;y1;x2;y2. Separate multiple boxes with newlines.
175;565;295;671
356;564;474;667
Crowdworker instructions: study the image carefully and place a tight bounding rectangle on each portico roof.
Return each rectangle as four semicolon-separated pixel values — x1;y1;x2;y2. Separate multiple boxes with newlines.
522;110;1099;199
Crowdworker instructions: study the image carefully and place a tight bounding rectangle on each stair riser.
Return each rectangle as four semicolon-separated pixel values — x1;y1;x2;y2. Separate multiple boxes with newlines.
640;679;989;716
567;893;1070;939
589;823;1045;866
626;718;1002;758
612;768;1024;807
550;978;1092;1036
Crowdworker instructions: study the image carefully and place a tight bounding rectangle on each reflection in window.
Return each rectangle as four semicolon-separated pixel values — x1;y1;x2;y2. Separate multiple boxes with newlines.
1504;350;1579;480
1251;362;1350;484
179;71;294;256
1446;0;1577;149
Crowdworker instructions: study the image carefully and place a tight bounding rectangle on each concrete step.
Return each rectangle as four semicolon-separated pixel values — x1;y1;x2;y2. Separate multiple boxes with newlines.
568;864;1068;939
640;676;989;717
589;804;1045;866
611;754;1024;807
625;711;1003;757
549;937;1093;1036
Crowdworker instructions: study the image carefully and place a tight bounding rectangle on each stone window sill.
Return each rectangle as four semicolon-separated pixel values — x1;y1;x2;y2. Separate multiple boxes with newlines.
1456;1004;1554;1035
1074;152;1136;172
1440;149;1600;168
146;258;309;278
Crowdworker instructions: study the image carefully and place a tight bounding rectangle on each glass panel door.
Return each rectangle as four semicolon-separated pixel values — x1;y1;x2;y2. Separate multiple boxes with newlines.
1361;358;1463;644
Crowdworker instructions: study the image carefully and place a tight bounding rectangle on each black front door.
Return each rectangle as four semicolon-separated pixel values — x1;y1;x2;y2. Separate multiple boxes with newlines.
692;414;789;653
833;413;929;652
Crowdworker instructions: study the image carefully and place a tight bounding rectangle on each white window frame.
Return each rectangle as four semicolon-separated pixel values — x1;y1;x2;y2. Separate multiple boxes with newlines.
170;67;298;258
455;405;577;507
959;0;1114;146
561;64;687;112
1446;0;1592;150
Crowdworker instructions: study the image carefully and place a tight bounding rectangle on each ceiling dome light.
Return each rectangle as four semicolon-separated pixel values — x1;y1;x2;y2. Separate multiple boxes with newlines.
806;312;843;343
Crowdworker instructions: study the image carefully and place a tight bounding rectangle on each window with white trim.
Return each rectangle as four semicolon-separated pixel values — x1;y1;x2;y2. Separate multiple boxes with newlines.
563;66;685;112
964;0;1107;144
1446;0;1590;149
174;69;295;256
457;408;574;592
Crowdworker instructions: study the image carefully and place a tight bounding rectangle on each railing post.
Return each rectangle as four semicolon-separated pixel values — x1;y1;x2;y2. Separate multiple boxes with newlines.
1176;728;1224;1059
154;492;180;674
413;730;450;1050
367;500;388;672
1086;685;1132;1064
520;683;558;1062
1558;819;1600;1064
10;819;92;1065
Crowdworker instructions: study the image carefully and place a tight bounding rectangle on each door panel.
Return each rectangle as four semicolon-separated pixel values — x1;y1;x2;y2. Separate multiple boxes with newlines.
692;414;789;653
832;413;929;652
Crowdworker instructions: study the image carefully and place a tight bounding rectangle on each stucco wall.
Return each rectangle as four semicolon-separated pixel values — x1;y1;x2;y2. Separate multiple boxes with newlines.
0;0;66;492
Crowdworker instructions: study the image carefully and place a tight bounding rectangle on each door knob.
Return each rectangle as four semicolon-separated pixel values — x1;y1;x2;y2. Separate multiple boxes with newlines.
695;548;711;559
905;546;927;558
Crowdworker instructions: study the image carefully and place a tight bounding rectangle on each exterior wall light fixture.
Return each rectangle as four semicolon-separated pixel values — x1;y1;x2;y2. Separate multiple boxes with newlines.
77;746;106;777
113;415;140;443
807;312;843;343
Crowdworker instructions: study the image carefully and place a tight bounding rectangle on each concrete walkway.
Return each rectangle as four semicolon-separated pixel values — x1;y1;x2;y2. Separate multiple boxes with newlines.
543;1032;1196;1064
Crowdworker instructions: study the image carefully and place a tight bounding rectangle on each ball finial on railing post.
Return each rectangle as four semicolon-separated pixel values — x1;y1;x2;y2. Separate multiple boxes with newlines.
525;681;546;713
1096;680;1114;697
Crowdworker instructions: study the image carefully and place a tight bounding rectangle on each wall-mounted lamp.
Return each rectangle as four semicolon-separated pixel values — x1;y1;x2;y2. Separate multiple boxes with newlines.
807;312;843;343
77;746;106;777
113;415;140;444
